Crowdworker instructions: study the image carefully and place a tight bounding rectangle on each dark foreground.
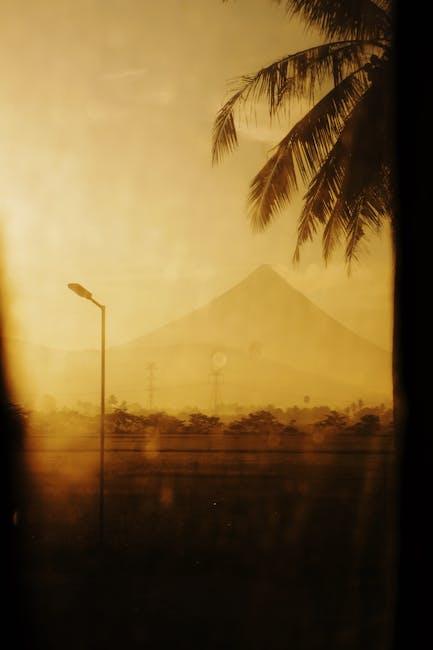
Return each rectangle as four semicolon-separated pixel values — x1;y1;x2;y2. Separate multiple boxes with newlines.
16;432;396;649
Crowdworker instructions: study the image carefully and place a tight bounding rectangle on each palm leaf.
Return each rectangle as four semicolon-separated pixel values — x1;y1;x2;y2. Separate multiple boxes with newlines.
344;205;366;267
212;40;380;165
275;0;391;40
293;136;348;262
344;195;385;266
292;74;391;264
322;195;355;261
294;91;367;258
248;136;298;231
248;67;370;230
212;89;243;164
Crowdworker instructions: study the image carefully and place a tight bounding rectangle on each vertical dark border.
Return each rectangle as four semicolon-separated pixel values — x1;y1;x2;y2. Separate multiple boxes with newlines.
1;311;31;646
393;1;433;647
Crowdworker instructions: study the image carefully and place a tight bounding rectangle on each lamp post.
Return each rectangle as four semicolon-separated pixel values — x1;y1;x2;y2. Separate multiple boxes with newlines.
68;283;106;546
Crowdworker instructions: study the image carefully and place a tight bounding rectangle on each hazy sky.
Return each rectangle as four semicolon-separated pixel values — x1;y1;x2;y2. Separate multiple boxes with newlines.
0;0;393;352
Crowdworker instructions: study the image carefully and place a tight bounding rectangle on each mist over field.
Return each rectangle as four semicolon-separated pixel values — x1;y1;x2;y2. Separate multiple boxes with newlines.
8;265;391;411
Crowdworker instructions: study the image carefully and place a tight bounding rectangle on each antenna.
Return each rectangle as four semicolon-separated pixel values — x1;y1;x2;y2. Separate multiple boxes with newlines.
146;362;156;410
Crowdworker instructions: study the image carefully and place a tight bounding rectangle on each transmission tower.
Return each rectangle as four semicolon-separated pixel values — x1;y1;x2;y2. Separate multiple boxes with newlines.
145;362;156;410
210;368;223;415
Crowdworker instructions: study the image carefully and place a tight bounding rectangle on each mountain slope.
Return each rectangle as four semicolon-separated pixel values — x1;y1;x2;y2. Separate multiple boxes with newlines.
127;265;391;395
7;265;391;409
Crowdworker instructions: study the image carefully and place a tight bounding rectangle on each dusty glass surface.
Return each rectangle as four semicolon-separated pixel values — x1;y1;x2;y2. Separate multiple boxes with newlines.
2;1;396;648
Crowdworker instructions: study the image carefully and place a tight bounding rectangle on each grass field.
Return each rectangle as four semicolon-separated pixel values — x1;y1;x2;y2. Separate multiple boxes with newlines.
16;430;396;649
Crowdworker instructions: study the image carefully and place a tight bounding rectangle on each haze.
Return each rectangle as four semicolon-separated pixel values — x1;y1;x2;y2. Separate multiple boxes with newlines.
0;0;393;405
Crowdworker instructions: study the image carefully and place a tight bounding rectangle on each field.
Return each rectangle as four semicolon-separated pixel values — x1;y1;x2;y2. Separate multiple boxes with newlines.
16;430;396;649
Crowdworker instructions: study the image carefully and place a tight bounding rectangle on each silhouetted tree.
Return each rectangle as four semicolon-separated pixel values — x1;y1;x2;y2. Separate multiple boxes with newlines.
315;410;348;431
282;422;300;434
226;410;284;436
184;413;221;435
350;413;381;434
108;408;144;435
142;411;185;435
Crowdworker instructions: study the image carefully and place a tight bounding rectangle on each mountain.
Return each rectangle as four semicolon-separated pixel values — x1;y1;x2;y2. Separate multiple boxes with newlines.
7;265;391;410
126;265;391;396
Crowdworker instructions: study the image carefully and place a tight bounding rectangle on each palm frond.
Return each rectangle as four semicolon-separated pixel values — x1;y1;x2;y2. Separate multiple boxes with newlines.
248;67;370;231
275;0;391;40
218;0;394;269
344;206;366;268
212;89;242;164
293;136;347;262
248;135;298;231
275;39;381;107
211;40;380;165
322;183;384;265
293;76;391;264
322;195;354;261
344;196;383;264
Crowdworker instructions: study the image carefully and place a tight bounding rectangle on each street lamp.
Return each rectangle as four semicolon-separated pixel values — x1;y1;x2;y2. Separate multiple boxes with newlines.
68;283;106;546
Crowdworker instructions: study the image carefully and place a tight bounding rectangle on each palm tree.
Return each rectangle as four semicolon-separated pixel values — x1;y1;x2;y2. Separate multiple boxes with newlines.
214;0;393;264
214;0;398;403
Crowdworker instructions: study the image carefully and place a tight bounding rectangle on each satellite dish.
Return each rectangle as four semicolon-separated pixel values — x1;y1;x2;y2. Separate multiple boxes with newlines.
212;351;227;369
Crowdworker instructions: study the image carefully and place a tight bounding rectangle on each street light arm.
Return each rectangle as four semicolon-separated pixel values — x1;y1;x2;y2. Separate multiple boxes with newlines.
90;297;105;309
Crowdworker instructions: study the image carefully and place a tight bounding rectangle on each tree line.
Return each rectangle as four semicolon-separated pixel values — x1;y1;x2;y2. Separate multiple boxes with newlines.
11;401;393;438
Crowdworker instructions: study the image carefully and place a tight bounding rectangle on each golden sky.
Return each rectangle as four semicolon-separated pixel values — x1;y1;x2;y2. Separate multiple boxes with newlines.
0;0;393;353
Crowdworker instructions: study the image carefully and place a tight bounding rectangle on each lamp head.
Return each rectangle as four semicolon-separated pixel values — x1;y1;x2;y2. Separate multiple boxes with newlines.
68;283;93;300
